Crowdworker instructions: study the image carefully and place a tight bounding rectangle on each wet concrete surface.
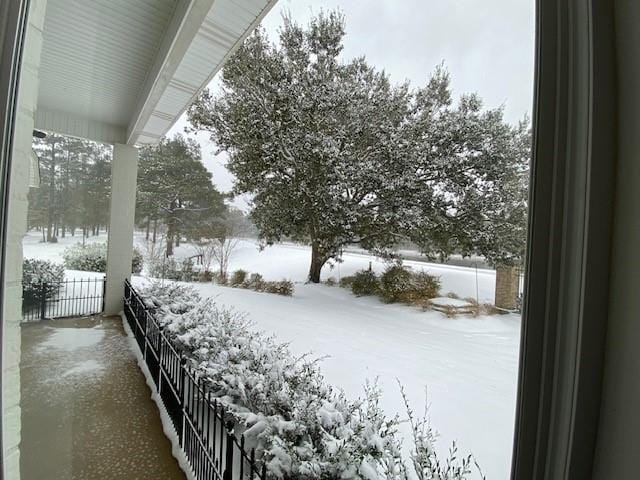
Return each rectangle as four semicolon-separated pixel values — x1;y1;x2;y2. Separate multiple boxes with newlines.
20;316;185;480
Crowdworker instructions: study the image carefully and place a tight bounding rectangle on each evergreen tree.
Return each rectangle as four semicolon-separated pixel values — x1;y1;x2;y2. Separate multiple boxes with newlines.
136;135;225;257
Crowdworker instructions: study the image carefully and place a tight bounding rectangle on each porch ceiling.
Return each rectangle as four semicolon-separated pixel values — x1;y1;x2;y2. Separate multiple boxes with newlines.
35;0;277;146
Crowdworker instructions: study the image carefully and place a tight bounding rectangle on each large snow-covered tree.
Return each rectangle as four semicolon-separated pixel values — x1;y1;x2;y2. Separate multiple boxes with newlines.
189;12;413;282
189;10;531;284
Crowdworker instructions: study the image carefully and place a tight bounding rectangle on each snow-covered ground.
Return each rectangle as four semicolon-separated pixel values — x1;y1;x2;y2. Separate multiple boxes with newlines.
23;231;497;303
23;230;521;478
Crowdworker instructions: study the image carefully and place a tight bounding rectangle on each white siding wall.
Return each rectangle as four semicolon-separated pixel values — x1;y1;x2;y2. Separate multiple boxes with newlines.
2;1;48;478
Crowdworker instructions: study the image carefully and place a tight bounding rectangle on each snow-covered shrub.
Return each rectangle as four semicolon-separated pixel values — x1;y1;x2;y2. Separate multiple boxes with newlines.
139;281;201;319
198;270;214;282
243;272;265;291
230;269;248;286
63;242;142;274
148;257;194;281
380;266;440;304
351;270;379;296
411;272;441;301
379;266;413;303
22;258;65;305
325;277;337;286
263;280;294;296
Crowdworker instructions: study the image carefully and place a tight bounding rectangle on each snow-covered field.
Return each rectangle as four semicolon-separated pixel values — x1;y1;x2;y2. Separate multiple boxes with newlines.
23;230;521;479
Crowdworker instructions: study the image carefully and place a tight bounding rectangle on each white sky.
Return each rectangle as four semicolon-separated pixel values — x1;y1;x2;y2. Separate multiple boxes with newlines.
168;0;536;210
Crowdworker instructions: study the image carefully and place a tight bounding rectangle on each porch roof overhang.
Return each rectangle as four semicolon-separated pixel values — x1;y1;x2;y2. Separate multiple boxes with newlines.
35;0;276;146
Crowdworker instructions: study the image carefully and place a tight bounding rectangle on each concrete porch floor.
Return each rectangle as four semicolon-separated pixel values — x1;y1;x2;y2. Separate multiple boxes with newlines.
20;315;185;480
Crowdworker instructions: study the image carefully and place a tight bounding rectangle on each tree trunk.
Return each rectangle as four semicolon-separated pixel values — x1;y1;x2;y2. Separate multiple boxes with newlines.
145;218;150;240
175;231;180;247
152;218;158;243
166;200;176;256
46;141;56;242
308;240;326;283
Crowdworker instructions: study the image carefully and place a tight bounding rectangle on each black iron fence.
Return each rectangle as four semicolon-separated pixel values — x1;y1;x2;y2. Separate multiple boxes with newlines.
124;280;268;480
22;277;106;321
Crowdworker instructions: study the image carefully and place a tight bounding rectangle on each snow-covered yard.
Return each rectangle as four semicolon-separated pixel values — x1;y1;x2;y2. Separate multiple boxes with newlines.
23;230;521;479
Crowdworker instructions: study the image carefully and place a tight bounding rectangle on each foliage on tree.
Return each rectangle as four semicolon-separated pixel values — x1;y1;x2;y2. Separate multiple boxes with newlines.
189;11;531;282
136;135;226;257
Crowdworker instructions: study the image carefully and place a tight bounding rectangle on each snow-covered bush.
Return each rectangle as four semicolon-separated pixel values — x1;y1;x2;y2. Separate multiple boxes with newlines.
325;277;337;286
230;269;248;286
63;242;142;274
263;279;294;296
22;258;65;305
148;257;195;281
139;280;202;317
137;281;479;480
380;266;440;304
243;272;265;291
351;270;380;297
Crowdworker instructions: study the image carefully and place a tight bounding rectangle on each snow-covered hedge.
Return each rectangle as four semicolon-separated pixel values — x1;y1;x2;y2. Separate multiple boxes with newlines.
350;270;380;296
379;266;440;304
139;281;479;479
343;266;441;307
22;258;65;305
147;256;195;282
63;242;143;274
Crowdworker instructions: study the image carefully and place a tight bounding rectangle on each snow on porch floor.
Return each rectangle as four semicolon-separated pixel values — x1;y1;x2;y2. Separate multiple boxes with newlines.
20;315;185;480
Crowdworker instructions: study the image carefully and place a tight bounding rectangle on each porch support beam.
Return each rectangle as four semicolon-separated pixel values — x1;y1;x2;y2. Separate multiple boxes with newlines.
104;143;138;315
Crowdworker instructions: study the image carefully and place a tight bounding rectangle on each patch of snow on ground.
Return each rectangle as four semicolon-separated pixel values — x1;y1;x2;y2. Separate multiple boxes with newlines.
39;326;105;352
62;359;104;377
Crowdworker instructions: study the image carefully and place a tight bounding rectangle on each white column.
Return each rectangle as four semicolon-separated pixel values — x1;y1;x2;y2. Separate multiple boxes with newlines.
104;143;138;315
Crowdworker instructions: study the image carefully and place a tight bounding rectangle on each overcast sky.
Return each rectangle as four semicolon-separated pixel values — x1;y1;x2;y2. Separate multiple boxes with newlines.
169;0;535;209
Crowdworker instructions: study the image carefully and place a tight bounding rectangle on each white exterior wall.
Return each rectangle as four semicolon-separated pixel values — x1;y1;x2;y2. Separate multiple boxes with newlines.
104;144;138;315
2;0;48;478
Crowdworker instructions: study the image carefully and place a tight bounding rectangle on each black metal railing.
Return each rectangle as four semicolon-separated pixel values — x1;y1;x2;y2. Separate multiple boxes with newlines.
124;280;268;480
22;277;106;321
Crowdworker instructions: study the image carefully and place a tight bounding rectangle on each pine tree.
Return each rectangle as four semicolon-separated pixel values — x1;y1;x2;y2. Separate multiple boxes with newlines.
136;135;225;257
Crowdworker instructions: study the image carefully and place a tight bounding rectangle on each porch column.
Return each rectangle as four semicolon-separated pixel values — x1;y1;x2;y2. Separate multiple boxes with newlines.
104;143;138;315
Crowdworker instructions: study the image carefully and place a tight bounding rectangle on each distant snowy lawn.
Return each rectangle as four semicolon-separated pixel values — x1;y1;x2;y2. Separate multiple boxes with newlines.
23;231;498;302
25;230;520;478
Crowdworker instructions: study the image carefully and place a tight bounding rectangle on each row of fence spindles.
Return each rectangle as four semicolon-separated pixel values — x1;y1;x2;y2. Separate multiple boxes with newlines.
124;280;268;480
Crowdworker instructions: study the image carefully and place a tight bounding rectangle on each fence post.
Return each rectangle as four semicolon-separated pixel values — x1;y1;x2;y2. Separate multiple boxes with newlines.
180;355;187;448
101;278;107;313
223;422;235;480
40;282;47;320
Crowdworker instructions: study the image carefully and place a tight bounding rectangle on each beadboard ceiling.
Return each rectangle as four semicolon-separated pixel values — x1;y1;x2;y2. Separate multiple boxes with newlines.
36;0;277;145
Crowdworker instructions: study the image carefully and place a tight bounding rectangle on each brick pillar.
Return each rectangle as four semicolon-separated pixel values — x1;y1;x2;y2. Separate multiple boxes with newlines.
494;265;520;311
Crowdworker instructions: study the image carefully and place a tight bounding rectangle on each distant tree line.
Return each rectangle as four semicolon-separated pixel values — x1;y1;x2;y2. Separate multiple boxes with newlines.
29;133;250;262
29;134;111;242
188;11;531;283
